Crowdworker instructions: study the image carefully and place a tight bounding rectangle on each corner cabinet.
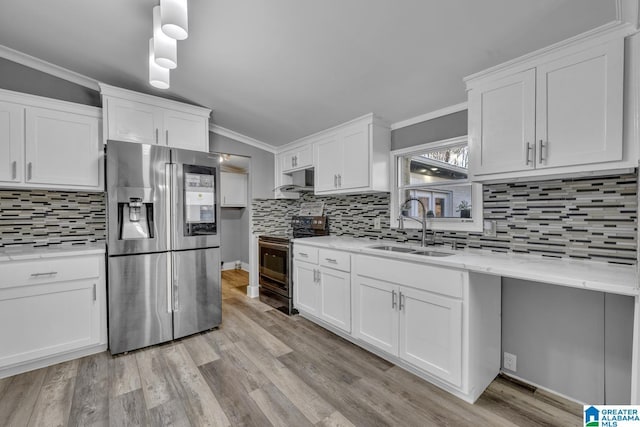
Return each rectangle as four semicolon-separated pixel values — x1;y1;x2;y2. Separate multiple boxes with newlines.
100;83;211;152
293;244;351;333
0;89;102;191
313;114;390;194
0;251;107;378
466;25;637;181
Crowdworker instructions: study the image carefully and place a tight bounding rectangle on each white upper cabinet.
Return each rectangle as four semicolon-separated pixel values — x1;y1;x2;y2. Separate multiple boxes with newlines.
100;84;211;152
281;145;313;173
313;114;390;195
467;25;634;181
0;101;24;184
220;172;248;207
0;89;102;191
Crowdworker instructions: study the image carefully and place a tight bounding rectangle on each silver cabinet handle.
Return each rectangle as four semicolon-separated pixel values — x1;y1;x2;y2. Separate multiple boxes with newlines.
334;174;338;188
30;271;57;277
313;269;319;282
338;174;342;187
298;252;309;257
399;292;405;311
392;290;397;309
526;142;533;165
166;130;169;146
92;284;97;302
223;196;227;204
11;161;16;179
324;258;337;263
27;162;32;180
155;128;159;144
539;140;545;164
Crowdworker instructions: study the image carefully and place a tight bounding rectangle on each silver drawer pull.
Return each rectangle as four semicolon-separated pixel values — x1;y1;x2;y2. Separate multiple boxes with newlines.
298;252;309;257
325;258;337;263
30;272;57;277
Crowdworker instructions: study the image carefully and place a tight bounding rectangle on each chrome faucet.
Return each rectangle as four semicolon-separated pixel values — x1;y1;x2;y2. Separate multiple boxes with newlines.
397;197;433;247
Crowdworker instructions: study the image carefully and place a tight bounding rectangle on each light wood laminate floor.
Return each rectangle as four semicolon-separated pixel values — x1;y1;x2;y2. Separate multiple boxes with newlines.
0;269;582;426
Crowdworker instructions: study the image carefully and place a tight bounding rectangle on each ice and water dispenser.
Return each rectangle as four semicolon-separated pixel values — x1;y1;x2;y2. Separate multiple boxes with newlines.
117;193;155;240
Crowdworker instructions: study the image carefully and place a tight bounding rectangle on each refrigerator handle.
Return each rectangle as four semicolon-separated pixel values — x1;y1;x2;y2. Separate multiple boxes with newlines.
173;252;179;311
165;163;173;313
171;163;179;250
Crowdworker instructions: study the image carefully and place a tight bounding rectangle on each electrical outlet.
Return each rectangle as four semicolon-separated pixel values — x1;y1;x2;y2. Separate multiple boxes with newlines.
503;352;517;372
483;220;497;237
373;217;382;230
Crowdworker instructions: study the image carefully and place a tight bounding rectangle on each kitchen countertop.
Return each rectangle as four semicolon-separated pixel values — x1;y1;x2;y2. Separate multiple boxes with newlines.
0;243;106;262
293;236;640;296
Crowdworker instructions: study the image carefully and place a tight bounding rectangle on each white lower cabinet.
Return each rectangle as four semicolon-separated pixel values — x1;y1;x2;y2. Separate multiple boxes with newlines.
0;252;107;378
293;244;351;333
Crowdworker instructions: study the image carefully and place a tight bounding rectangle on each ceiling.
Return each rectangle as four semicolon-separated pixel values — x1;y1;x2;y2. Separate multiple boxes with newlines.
0;0;617;146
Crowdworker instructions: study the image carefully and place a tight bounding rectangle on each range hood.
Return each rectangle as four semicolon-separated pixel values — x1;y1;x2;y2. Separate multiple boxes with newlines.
274;169;314;193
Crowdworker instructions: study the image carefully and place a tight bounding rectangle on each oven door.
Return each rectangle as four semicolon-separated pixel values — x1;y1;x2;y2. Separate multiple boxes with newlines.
258;239;290;296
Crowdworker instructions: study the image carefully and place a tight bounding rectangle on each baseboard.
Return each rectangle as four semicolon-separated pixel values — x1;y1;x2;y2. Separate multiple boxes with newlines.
221;260;249;272
499;371;586;407
0;343;107;379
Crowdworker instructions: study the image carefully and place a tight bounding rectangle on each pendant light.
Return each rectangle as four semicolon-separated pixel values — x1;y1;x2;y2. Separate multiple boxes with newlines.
160;0;188;40
153;6;177;69
149;38;170;89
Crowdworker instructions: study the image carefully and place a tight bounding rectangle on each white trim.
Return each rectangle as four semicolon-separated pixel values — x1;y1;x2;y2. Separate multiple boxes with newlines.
464;21;635;85
221;260;249;271
390;102;467;131
0;44;99;91
499;372;586;406
209;124;277;154
617;0;640;28
0;87;101;117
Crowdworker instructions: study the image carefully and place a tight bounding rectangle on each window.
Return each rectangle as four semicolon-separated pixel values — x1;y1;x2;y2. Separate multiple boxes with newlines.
390;136;483;232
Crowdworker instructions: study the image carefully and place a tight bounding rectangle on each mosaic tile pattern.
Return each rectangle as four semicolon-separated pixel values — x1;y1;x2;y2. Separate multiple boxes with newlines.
252;173;638;265
0;190;106;248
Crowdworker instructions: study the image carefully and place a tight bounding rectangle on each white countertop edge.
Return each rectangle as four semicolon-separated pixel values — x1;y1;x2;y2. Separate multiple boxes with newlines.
0;244;106;261
292;236;640;297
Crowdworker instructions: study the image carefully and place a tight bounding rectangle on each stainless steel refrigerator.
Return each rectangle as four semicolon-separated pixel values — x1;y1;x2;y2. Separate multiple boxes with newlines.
106;140;221;355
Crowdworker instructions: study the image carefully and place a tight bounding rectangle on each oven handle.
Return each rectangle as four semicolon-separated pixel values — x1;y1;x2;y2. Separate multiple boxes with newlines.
258;241;290;251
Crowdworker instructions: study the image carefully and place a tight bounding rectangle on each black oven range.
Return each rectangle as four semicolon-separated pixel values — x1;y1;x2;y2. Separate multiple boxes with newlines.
258;216;329;314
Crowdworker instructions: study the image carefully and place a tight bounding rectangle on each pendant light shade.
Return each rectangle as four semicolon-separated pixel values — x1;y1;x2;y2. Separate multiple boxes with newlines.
161;0;188;40
149;38;170;89
153;6;177;69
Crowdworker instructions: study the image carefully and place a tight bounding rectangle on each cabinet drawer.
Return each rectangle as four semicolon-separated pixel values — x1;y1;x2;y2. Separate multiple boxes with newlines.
0;255;102;289
357;255;464;298
319;249;351;272
293;245;318;264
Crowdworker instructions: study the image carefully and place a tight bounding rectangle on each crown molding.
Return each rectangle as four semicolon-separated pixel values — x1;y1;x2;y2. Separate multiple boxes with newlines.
0;44;99;91
390;102;467;131
617;0;640;29
209;124;277;154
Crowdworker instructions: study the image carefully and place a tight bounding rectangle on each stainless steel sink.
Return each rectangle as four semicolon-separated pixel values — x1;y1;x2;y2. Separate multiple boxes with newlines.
369;245;416;253
368;245;455;257
411;250;454;257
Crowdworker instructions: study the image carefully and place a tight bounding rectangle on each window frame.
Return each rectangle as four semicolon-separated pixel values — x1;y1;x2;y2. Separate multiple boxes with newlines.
389;135;483;232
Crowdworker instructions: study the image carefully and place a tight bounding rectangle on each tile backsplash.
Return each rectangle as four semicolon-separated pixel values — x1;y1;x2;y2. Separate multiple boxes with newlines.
0;189;105;248
253;173;638;265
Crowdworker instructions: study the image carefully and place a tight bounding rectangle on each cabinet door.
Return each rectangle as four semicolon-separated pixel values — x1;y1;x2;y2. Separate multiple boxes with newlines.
319;267;350;333
398;287;462;387
536;41;623;169
469;69;536;175
281;150;297;173
0;101;24;183
164;109;208;151
220;172;248;207
106;98;161;144
339;123;369;190
295;145;313;169
0;279;100;367
354;277;398;356
314;133;342;192
294;261;320;315
25;107;101;188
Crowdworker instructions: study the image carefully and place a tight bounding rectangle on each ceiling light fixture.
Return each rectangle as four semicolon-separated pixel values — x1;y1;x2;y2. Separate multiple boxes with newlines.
149;38;170;89
161;0;189;40
153;6;177;69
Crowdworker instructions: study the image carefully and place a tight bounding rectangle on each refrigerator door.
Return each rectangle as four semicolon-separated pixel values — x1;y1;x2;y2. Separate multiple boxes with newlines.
172;247;222;339
108;252;173;354
171;148;221;251
107;140;171;256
